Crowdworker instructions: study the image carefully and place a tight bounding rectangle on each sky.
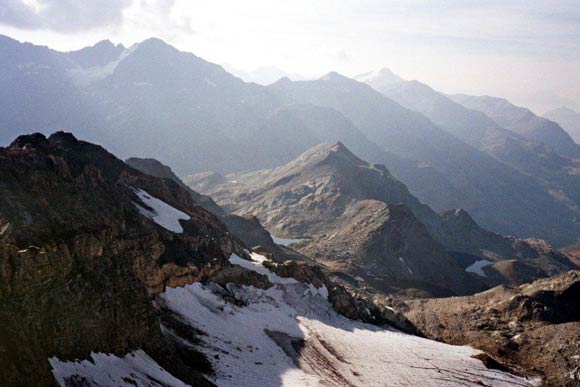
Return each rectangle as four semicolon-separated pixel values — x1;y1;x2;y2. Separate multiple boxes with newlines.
0;0;579;114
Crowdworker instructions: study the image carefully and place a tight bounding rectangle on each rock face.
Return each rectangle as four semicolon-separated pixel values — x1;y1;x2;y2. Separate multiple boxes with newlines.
187;142;576;296
297;201;484;296
0;132;245;386
402;271;580;386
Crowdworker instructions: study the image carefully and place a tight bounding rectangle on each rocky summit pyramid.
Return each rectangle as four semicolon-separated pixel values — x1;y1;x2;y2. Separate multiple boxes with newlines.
187;142;576;295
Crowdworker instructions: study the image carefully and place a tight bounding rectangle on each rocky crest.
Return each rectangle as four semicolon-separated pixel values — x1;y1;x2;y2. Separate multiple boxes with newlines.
0;132;246;385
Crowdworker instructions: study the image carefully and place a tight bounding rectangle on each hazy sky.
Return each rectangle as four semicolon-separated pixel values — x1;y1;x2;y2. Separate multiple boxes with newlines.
1;0;579;113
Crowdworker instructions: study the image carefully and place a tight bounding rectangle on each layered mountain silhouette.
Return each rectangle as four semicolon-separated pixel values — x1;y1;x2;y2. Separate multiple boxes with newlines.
0;35;578;246
359;70;580;236
450;93;580;159
2;31;579;386
269;72;580;245
186;142;575;295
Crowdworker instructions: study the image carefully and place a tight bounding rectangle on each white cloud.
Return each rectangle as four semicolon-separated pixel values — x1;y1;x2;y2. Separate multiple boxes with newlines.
0;0;132;32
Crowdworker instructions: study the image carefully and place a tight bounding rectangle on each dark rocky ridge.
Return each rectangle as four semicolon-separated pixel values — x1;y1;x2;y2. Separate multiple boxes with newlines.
0;132;246;386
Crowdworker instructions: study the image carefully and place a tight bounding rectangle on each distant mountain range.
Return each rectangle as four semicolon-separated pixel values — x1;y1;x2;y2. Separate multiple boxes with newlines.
450;93;580;159
0;35;578;246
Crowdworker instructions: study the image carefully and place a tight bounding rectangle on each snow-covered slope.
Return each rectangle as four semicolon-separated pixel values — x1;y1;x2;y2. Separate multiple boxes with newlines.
50;350;191;387
133;188;191;233
158;254;537;387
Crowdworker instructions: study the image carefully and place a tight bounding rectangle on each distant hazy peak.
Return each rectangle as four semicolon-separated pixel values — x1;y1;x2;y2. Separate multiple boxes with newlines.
0;34;20;45
137;37;172;48
67;39;125;68
90;39;121;49
130;37;182;56
319;71;352;82
355;67;405;90
270;76;292;86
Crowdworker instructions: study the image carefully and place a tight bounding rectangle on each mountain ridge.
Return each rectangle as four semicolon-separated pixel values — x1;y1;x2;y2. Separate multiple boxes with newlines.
1;34;578;245
186;142;576;295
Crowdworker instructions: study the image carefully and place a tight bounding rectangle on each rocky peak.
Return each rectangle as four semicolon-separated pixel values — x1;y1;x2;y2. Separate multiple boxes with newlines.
288;141;361;168
126;157;183;184
9;132;50;150
66;39;125;68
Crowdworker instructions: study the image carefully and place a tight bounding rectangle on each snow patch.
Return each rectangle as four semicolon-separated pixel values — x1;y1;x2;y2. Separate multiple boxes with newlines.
133;188;190;233
465;259;493;278
304;283;329;300
67;46;136;86
49;350;190;387
399;256;413;275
